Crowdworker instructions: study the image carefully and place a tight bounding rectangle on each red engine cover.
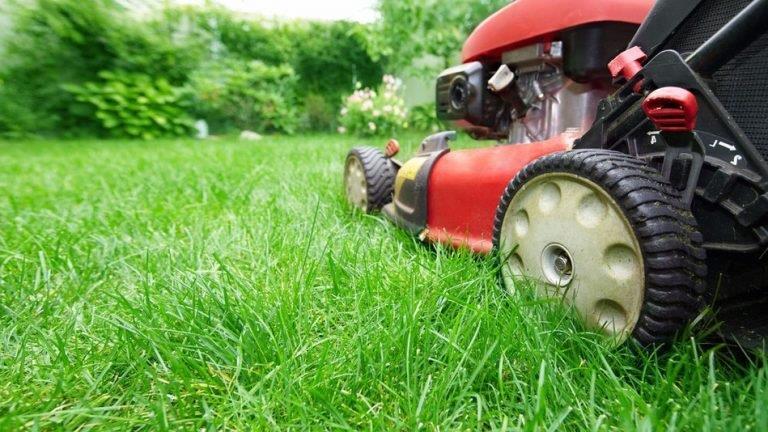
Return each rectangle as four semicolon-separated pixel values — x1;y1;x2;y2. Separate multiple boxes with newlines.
426;135;571;254
462;0;654;63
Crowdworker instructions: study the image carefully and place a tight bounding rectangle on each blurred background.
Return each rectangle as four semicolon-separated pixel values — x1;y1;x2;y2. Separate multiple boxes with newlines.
0;0;509;140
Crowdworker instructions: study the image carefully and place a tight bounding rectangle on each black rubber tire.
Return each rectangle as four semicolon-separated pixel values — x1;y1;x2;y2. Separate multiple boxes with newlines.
491;149;707;346
345;147;396;213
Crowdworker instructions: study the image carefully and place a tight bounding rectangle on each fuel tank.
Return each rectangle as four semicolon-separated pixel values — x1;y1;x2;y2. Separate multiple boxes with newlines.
462;0;654;63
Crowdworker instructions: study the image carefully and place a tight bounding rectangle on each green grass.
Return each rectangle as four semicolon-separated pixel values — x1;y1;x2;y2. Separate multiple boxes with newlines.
0;134;766;431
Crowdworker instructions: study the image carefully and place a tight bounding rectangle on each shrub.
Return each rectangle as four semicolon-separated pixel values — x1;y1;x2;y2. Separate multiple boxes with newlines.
369;0;510;77
0;1;386;137
0;0;206;136
159;9;384;132
289;21;383;130
64;71;194;140
188;60;299;134
301;93;338;132
338;75;408;137
407;103;446;133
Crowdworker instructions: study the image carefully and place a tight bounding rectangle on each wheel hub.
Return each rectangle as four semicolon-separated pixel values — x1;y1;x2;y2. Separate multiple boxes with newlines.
499;173;645;341
344;157;368;211
542;243;574;286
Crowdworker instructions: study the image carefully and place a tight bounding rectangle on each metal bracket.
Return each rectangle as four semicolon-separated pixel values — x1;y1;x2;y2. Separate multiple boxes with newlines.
419;131;457;154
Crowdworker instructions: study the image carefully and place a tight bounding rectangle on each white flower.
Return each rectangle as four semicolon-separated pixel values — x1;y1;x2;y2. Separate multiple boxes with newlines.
373;110;381;117
383;106;393;113
368;122;377;131
340;108;348;116
361;100;374;111
337;126;347;134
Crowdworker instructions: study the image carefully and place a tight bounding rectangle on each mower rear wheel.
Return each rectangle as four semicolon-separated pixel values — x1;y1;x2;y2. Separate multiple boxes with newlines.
492;150;707;346
344;147;395;213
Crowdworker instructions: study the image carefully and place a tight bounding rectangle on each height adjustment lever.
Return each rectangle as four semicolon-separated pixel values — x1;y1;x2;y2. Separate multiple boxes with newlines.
642;87;706;205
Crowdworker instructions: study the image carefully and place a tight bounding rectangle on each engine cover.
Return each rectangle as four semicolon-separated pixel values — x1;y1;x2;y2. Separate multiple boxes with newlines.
462;0;653;63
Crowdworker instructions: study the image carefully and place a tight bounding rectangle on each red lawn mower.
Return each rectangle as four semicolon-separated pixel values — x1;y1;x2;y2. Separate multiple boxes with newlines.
344;0;768;348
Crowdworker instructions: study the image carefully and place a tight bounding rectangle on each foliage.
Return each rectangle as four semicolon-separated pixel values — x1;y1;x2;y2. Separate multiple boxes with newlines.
0;1;384;136
161;6;294;66
0;0;505;137
64;71;194;140
0;0;206;136
369;0;510;76
289;21;383;112
407;103;446;133
338;75;408;137
188;60;299;134
158;8;383;132
301;93;339;132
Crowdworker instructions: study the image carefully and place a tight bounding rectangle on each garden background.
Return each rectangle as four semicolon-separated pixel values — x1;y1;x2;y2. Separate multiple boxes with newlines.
0;0;508;139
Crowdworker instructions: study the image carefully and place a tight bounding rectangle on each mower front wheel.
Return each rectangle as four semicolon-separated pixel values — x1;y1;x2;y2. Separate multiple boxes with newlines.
344;147;395;213
492;150;707;346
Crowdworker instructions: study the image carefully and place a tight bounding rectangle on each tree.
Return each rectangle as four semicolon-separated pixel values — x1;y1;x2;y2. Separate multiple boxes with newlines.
368;0;510;76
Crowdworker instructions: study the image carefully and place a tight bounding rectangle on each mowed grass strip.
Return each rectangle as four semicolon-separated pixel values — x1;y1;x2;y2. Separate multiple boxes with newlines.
0;135;766;430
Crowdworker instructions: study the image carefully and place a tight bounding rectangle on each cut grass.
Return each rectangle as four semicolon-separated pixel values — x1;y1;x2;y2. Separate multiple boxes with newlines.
0;134;766;430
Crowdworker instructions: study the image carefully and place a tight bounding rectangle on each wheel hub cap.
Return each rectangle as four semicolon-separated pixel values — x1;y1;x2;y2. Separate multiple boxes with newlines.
499;173;645;341
344;157;368;210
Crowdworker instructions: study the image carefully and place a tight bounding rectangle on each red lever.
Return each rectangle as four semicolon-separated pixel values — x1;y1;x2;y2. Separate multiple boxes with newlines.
385;139;400;158
608;46;647;80
642;87;699;133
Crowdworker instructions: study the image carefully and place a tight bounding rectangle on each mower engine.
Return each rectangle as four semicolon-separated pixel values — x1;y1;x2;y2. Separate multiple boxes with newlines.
436;24;637;143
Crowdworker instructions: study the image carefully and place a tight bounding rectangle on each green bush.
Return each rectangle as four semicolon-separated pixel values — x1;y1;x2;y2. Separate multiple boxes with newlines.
301;93;338;132
369;0;510;77
407;103;446;133
0;0;207;136
0;77;39;137
166;11;383;132
64;71;194;140
338;75;408;137
0;1;385;137
188;60;299;134
289;21;384;129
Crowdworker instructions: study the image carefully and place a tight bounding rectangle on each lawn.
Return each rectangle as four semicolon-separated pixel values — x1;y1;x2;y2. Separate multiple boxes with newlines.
0;134;766;430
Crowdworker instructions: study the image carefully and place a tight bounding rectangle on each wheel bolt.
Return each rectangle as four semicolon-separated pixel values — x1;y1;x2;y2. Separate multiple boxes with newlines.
554;254;572;276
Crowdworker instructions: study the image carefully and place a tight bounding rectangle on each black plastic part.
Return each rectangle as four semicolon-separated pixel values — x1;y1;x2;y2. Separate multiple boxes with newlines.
576;50;768;253
562;23;640;83
345;147;396;213
704;248;768;350
492;150;707;346
436;62;502;131
382;146;451;236
686;0;768;76
659;131;706;206
628;0;704;57
662;0;768;160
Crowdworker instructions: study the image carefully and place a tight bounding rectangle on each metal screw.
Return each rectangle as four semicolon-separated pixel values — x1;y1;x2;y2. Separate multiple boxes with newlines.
554;253;572;277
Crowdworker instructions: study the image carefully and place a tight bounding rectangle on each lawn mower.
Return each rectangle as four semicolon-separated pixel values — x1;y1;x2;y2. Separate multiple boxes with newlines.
344;0;768;349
